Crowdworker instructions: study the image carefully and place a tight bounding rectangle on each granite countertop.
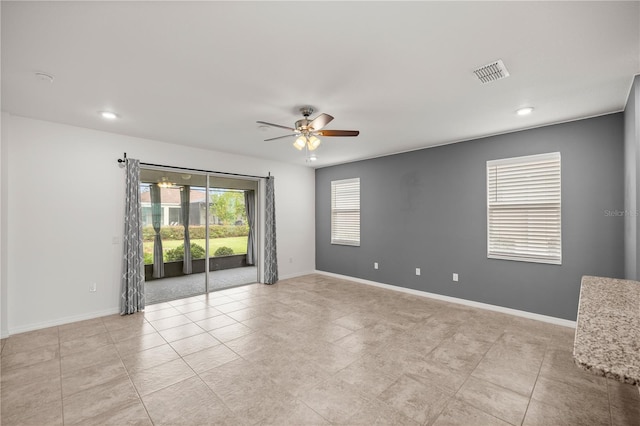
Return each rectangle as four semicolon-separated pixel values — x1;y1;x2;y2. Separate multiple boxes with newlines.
573;276;640;386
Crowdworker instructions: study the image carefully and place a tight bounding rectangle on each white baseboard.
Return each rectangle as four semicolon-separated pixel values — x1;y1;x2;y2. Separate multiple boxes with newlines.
315;270;576;328
279;270;317;281
1;330;9;339
6;307;120;336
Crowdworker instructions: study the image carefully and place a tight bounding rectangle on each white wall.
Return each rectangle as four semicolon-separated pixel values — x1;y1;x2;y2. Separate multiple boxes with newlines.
2;115;315;334
624;76;639;280
1;113;8;338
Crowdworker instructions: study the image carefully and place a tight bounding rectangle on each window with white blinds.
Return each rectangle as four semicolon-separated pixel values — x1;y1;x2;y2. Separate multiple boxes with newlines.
487;152;561;264
331;178;360;246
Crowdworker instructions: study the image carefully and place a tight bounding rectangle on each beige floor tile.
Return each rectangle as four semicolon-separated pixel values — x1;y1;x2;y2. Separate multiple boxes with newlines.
158;322;206;342
607;378;640;424
149;313;193;331
74;400;152;426
347;399;420;426
456;376;530;425
170;332;221;357
2;327;59;355
1;358;61;388
257;356;333;397
61;357;128;398
209;322;254;342
184;306;224;322
107;321;157;342
1;376;62;424
121;343;180;373
241;313;287;330
301;341;361;374
298;376;372;424
1;399;63;426
143;306;182;322
257;398;329;425
143;301;173;312
215;300;249;314
195;314;238;331
58;320;107;342
101;312;147;332
334;357;400;398
199;357;267;398
130;358;195;396
432;398;511;426
539;347;607;392
59;332;113;357
223;331;280;359
183;344;239;374
1;343;59;371
61;344;121;376
611;403;640;426
114;331;167;355
530;376;610;425
174;301;209;314
62;376;141;425
225;306;267;322
142;376;237;425
471;356;539;397
523;398;609;426
378;374;453;424
0;275;631;426
204;295;237;307
607;379;640;408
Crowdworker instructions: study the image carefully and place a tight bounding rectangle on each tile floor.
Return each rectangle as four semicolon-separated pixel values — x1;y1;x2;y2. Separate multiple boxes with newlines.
1;274;639;425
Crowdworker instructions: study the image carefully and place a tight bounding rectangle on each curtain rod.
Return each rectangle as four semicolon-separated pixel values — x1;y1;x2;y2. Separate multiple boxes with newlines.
117;153;270;180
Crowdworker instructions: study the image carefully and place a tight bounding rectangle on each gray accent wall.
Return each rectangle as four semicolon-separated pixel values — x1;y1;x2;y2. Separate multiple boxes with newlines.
316;114;624;320
624;75;639;281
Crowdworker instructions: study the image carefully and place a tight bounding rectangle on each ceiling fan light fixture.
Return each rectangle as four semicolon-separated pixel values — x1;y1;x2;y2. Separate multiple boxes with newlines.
307;135;321;151
293;136;306;150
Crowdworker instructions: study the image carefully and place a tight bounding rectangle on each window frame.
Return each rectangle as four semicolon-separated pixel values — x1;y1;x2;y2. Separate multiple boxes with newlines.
331;177;361;247
486;152;561;265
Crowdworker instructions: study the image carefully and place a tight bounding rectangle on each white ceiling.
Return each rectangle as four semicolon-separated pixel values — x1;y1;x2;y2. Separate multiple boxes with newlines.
2;1;639;168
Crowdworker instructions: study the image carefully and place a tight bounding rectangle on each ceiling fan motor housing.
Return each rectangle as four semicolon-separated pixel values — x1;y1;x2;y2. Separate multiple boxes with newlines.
295;118;311;132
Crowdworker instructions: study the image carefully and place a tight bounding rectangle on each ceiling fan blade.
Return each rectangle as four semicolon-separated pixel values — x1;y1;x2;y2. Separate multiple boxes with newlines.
309;113;334;131
264;134;297;142
256;121;295;131
317;130;360;137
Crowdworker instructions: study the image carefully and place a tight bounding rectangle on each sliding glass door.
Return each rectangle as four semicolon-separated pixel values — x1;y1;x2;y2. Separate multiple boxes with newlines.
140;168;258;304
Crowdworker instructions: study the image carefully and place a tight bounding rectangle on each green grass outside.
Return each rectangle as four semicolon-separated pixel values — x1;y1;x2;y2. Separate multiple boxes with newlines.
143;236;248;264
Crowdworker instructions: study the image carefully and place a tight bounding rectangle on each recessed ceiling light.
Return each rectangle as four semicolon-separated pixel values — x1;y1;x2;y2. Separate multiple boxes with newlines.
100;111;118;120
516;107;534;116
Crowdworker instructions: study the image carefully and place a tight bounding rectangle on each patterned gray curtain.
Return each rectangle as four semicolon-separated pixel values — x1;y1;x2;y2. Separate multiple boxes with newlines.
181;185;192;274
244;190;255;266
120;158;145;315
264;176;278;284
150;184;164;278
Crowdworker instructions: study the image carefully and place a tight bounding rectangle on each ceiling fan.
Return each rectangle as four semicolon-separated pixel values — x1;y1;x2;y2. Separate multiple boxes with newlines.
257;107;359;152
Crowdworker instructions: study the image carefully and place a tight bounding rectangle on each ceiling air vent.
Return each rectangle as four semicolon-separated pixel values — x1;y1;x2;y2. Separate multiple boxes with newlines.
473;59;510;84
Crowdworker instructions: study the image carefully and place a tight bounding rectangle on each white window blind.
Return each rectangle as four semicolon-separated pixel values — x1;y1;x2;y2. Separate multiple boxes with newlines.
487;152;561;264
331;178;360;246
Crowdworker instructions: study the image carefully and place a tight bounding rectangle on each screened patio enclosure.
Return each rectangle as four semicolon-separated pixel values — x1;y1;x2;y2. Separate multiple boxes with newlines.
139;168;259;304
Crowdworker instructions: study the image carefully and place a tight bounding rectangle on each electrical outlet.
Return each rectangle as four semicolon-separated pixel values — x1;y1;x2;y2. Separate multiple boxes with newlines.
374;262;379;270
416;268;421;276
112;236;120;245
289;257;293;264
453;273;459;282
89;283;97;292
